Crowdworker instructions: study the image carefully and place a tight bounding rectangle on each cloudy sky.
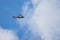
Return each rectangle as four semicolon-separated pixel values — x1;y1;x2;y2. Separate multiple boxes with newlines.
0;0;60;40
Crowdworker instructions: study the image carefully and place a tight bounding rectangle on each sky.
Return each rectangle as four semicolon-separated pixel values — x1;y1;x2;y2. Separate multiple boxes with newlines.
0;0;60;40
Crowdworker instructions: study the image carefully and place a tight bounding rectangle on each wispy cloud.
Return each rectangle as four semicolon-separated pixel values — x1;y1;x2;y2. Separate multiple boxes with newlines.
0;27;19;40
29;0;60;40
17;1;33;27
17;0;60;40
31;0;41;8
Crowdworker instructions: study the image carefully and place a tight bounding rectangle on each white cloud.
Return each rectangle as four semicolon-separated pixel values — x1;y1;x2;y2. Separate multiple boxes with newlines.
17;0;60;40
29;0;60;40
17;1;33;28
31;0;41;8
0;27;19;40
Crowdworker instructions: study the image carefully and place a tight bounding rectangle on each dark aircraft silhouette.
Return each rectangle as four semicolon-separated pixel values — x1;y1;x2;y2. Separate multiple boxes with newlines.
13;14;24;18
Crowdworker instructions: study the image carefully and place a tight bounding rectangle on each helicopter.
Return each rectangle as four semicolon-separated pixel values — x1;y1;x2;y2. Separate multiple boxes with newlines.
13;13;24;18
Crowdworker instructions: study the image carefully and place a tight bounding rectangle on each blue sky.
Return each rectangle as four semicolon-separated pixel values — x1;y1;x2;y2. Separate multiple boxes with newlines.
0;0;60;40
0;0;30;30
0;0;22;29
0;0;35;40
0;0;30;39
0;0;33;30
